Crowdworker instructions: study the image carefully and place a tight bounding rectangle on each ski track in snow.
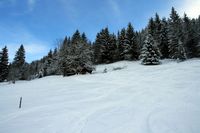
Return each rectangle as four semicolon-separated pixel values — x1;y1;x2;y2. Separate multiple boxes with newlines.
0;59;200;133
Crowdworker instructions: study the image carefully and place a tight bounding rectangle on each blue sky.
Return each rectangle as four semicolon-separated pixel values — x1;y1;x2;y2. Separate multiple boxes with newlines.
0;0;199;62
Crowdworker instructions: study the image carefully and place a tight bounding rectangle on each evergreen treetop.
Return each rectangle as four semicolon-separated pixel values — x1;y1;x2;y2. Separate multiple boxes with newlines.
13;44;25;66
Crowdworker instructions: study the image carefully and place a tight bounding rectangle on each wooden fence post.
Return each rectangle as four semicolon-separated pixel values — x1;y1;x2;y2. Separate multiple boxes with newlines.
19;97;22;109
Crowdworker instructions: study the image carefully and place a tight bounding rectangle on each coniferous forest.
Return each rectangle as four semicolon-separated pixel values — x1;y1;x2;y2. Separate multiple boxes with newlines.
1;7;200;82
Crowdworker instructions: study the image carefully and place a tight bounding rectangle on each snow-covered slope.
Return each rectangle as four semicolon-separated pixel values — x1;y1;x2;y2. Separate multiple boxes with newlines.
0;59;200;133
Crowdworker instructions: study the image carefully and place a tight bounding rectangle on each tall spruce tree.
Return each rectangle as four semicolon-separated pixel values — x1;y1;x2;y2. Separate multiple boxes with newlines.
94;27;117;64
154;13;162;45
160;18;169;58
13;45;25;67
148;18;156;37
177;40;187;61
192;16;200;57
109;33;118;62
11;44;27;80
183;13;196;58
0;46;9;81
198;15;200;31
124;22;139;60
81;32;88;43
118;28;126;60
59;36;74;75
168;7;186;61
93;33;101;64
71;30;81;44
99;27;111;63
0;50;2;81
197;41;200;57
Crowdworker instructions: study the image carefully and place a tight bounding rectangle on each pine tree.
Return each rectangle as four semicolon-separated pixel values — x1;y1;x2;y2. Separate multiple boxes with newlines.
168;7;186;60
0;46;9;81
118;28;126;60
140;33;161;65
71;30;81;44
77;39;93;74
148;18;156;37
48;49;53;59
13;45;25;67
59;36;71;75
198;16;200;33
109;33;118;62
196;17;200;57
93;33;101;64
183;13;196;58
99;27;111;63
59;31;93;76
154;13;162;44
196;41;200;57
160;18;169;58
81;32;88;43
52;48;60;75
11;44;27;80
137;29;146;51
193;17;200;57
44;48;60;76
94;27;117;64
44;49;55;76
124;23;139;60
28;60;40;79
0;51;2;81
177;40;187;61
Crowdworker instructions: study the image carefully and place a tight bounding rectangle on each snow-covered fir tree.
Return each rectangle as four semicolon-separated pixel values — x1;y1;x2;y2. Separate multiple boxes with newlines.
59;31;94;76
140;34;161;65
28;60;40;79
40;48;60;76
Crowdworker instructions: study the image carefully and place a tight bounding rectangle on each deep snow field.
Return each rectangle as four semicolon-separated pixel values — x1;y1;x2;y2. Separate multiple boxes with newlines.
0;59;200;133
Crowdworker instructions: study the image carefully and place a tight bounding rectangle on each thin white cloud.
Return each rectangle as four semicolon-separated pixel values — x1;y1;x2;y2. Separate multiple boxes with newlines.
108;0;121;17
27;0;36;11
59;0;79;21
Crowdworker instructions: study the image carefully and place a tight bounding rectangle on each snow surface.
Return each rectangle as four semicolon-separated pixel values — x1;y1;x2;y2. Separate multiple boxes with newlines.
0;59;200;133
